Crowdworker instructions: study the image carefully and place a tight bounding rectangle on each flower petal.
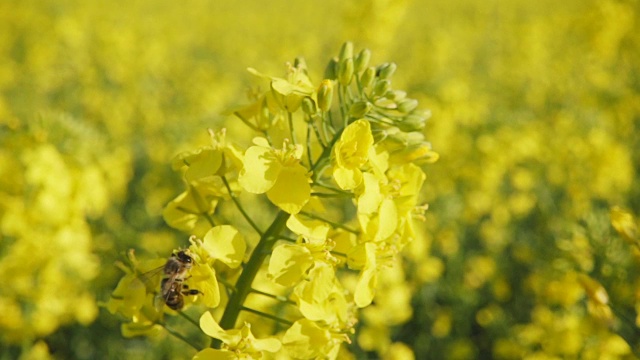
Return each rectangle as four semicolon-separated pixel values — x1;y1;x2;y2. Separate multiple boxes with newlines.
203;225;246;268
268;244;314;287
333;167;362;191
266;164;310;214
239;146;281;194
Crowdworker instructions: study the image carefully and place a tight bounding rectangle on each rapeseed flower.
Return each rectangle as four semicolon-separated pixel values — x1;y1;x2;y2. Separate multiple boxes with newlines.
331;119;374;190
238;137;310;214
195;311;281;359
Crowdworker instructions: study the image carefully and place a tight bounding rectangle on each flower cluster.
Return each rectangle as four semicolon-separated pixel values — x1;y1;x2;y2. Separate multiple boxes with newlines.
108;42;436;358
0;114;130;356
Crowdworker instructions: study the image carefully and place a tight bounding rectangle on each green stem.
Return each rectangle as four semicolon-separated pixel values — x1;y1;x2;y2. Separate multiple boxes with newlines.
216;277;237;293
214;211;290;346
278;235;297;242
221;175;263;235
233;111;263;133
300;211;359;234
313;182;352;195
177;311;200;329
250;288;296;305
288;111;297;145
310;127;344;176
311;121;327;148
241;306;294;326
161;323;201;351
311;192;352;198
306;122;313;168
338;85;348;128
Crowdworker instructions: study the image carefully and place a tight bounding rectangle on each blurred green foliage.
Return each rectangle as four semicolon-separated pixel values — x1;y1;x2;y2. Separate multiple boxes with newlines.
1;0;639;358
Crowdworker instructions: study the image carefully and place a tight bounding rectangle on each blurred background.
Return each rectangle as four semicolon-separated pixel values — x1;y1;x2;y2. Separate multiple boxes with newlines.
1;0;639;358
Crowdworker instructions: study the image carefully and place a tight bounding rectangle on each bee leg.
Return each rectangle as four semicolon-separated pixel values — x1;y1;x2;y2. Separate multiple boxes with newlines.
181;284;202;296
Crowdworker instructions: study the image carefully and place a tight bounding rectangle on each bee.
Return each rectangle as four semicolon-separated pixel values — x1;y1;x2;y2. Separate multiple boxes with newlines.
160;250;201;310
131;250;201;311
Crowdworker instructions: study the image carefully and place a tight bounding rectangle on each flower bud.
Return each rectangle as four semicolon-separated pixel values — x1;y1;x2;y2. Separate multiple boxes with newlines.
372;79;391;97
324;57;338;80
354;48;371;73
339;41;354;62
317;80;334;112
338;58;354;86
397;113;426;131
385;90;407;101
377;62;397;79
397;98;419;113
349;101;372;118
361;67;376;89
301;97;317;117
391;140;439;164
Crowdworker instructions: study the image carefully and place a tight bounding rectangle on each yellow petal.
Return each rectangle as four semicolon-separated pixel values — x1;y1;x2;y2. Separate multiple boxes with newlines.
199;311;233;343
268;244;314;286
252;337;282;353
355;243;377;307
190;264;220;308
333;167;362;190
376;198;398;241
184;148;223;182
286;215;331;242
239;146;281;194
203;225;246;268
357;173;383;215
193;348;237;360
266;164;310;214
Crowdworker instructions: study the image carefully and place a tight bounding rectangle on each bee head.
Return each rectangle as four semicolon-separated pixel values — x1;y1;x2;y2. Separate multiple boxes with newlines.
175;250;193;264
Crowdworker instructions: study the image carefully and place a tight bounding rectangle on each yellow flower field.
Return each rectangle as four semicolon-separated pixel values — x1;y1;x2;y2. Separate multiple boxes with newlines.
1;0;639;359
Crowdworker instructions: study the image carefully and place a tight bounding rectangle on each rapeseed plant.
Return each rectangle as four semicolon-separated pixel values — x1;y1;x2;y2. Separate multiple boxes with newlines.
108;42;436;359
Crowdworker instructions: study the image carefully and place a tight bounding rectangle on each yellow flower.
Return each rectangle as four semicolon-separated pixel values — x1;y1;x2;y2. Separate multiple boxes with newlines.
195;225;246;269
332;119;374;190
354;242;378;308
267;243;314;287
282;319;343;359
238;137;310;214
163;184;219;232
610;206;638;246
247;64;315;112
286;214;331;244
356;173;398;242
295;275;350;326
194;311;281;359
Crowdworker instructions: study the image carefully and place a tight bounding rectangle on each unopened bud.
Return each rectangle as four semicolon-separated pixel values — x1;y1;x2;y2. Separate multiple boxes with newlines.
377;62;397;79
397;113;426;131
385;90;407;101
339;41;354;62
324;57;339;80
373;79;391;97
317;80;334;112
391;141;439;164
361;67;376;89
338;58;354;86
354;48;371;73
301;97;317;117
397;99;419;113
349;101;372;118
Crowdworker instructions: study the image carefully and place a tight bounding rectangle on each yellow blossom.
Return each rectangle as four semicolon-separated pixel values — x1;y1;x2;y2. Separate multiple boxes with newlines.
282;319;343;359
238;137;310;214
195;311;281;359
332;119;374;190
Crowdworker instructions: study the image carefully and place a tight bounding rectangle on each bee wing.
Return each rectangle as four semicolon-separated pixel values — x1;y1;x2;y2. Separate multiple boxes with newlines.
154;292;167;312
135;265;166;293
